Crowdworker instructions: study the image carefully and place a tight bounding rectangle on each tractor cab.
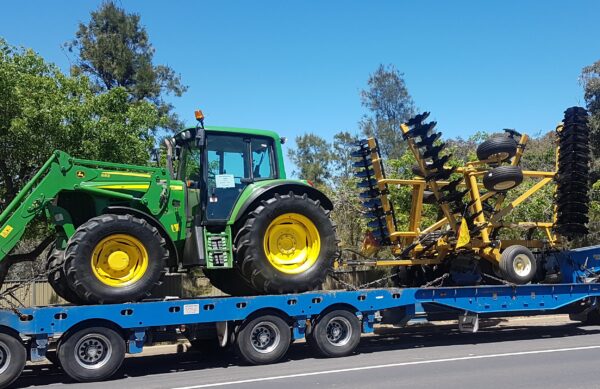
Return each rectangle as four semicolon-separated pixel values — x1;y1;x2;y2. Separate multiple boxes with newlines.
171;111;285;225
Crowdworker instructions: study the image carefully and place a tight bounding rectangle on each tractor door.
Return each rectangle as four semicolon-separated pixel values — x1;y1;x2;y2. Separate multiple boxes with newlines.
204;133;275;223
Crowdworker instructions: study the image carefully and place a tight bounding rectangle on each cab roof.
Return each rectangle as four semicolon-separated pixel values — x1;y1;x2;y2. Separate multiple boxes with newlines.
176;126;281;142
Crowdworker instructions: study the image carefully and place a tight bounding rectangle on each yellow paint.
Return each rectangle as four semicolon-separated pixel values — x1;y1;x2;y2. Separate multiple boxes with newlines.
97;184;150;190
263;213;320;274
170;223;180;232
169;185;183;191
0;225;13;238
101;171;152;178
456;218;470;248
91;234;149;287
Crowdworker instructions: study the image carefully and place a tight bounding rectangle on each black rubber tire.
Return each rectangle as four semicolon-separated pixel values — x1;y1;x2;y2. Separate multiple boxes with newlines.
45;349;61;366
46;245;85;304
203;268;258;296
309;310;361;358
483;166;523;192
0;259;9;289
476;137;518;161
235;192;338;294
0;332;26;388
499;245;537;284
58;326;125;382
64;214;168;304
234;314;291;365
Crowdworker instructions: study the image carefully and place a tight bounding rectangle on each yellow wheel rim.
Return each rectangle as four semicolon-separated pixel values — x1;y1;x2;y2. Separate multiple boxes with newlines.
91;234;149;287
263;213;321;275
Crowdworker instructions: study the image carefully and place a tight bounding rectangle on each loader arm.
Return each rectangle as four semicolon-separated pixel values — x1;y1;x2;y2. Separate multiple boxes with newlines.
0;150;174;271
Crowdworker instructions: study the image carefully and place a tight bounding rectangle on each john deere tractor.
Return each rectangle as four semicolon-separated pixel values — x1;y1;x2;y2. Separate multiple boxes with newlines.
0;111;338;304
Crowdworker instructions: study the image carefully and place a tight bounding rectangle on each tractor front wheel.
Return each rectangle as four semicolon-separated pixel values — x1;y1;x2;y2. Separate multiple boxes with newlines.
64;214;168;304
235;192;338;294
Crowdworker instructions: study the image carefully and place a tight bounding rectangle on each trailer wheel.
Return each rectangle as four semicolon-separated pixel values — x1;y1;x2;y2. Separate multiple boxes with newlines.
58;326;125;382
235;192;338;294
499;245;537;284
309;310;361;358
234;314;291;365
64;214;168;304
0;332;26;388
483;166;523;192
476;137;517;162
46;246;85;304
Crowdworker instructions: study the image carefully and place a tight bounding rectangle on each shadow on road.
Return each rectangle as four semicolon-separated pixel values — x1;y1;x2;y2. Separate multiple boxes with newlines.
13;321;600;388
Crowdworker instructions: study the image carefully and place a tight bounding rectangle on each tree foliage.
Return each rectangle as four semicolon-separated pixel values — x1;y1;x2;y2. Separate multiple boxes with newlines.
287;133;332;185
359;64;415;160
0;38;162;205
66;1;187;131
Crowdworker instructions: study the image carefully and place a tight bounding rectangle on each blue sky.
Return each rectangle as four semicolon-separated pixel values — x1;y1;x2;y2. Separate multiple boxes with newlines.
1;1;599;171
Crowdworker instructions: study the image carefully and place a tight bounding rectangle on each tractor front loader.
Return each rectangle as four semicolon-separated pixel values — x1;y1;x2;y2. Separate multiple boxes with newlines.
351;107;591;287
0;111;339;304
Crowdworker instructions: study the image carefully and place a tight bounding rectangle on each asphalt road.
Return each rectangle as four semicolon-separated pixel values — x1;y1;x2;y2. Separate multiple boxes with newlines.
13;316;600;389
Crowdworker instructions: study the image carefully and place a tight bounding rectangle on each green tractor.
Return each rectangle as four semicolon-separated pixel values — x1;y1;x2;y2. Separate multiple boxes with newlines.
0;111;338;304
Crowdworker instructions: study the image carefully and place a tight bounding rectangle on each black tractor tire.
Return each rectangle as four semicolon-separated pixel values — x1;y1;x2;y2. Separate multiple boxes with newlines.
64;214;168;304
499;245;537;284
309;309;361;358
0;259;9;289
234;314;291;365
235;192;338;294
476;137;518;162
0;332;26;388
202;268;257;296
46;245;85;305
483;166;523;192
58;326;125;382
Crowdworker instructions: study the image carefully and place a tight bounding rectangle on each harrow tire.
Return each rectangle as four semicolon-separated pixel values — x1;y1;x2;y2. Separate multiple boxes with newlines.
46;246;85;304
499;245;536;284
235;192;338;294
483;166;523;192
476;137;518;162
64;214;168;304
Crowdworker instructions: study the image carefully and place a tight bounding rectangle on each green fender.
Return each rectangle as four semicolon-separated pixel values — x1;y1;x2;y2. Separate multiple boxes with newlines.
230;180;333;225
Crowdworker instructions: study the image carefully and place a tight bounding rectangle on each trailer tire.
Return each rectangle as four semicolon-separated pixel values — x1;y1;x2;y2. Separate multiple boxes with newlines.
64;214;168;304
309;310;361;358
476;137;518;162
235;192;338;294
483;166;523;192
46;246;85;305
499;245;537;284
58;326;125;382
234;314;291;365
0;332;26;388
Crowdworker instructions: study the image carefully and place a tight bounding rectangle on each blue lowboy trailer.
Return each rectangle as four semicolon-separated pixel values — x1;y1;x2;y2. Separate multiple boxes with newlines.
2;245;600;387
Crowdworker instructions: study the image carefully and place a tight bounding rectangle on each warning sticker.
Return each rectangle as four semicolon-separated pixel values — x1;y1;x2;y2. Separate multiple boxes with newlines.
0;225;13;239
183;304;200;315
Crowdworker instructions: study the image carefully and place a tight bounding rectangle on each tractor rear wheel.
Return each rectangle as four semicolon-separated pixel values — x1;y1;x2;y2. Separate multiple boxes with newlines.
64;214;168;304
235;192;338;294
